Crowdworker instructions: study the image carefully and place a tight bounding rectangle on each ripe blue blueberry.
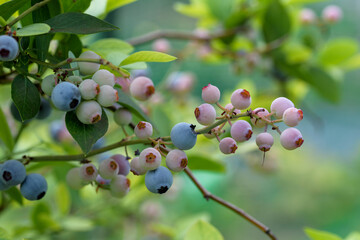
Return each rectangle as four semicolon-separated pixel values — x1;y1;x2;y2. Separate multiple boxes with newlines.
20;173;47;200
0;164;10;191
51;82;81;111
0;35;19;61
0;160;26;186
36;98;52;120
145;166;173;194
170;122;197;150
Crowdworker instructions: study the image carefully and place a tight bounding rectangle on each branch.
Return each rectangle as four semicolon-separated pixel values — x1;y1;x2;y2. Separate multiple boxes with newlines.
184;167;277;240
127;28;244;46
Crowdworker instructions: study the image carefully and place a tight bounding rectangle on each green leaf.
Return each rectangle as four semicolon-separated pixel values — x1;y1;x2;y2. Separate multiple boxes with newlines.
45;12;119;34
283;42;311;64
11;75;40;121
318;38;358;66
65;109;109;154
61;0;91;13
55;183;70;215
0;107;14;151
16;23;50;36
117;89;154;125
106;52;147;70
345;232;360;240
68;51;80;76
0;227;10;239
4;187;23;205
62;217;93;231
340;54;360;71
287;0;326;4
262;0;291;43
187;153;225;172
184;220;224;240
0;0;30;20
119;51;176;66
56;34;83;59
206;0;234;21
89;38;134;57
31;202;60;233
106;0;137;13
304;228;342;240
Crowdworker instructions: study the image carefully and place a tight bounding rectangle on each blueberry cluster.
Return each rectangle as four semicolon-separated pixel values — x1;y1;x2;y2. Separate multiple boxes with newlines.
66;154;131;198
195;84;304;156
41;51;121;125
0;160;47;201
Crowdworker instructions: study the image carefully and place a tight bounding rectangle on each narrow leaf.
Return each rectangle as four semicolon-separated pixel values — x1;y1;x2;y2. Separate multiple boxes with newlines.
0;0;30;20
89;38;134;56
11;75;40;121
318;38;358;66
65;109;108;154
184;220;224;240
120;51;176;66
0;107;15;151
16;23;51;36
304;227;342;240
45;12;119;34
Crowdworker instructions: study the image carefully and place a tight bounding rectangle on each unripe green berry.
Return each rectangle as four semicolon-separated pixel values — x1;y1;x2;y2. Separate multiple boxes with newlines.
79;79;100;100
79;163;98;182
134;121;153;139
67;76;83;86
114;108;132;126
66;168;86;190
41;74;56;96
92;69;115;87
110;175;130;198
98;158;119;179
130;157;147;175
76;100;102;124
78;51;100;75
97;85;119;107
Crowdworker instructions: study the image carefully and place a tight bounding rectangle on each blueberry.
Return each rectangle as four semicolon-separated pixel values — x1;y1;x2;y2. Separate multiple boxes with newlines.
36;98;52;120
0;164;10;191
170;122;197;150
51;82;81;111
145;166;173;194
20;173;47;200
110;154;130;176
0;35;19;61
0;160;26;186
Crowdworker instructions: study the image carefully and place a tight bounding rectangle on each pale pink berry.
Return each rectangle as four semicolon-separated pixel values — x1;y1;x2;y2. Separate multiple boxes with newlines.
152;38;170;53
97;85;119;107
166;149;188;172
79;163;98;182
219;137;238;154
224;103;241;115
139;148;161;171
76;100;102;124
230;120;253;142
300;8;316;24
283;107;303;127
115;77;131;93
194;103;216;125
110;154;130;176
256;132;274;152
130;157;147;175
251;107;270;128
78;51;100;75
135;121;153;139
66;168;86;190
114;108;132;126
110;175;130;198
98;158;119;179
202;84;220;103
280;128;304;150
322;5;342;23
129;77;155;101
79;79;100;100
270;97;294;119
230;89;251;110
166;72;195;94
92;69;115;87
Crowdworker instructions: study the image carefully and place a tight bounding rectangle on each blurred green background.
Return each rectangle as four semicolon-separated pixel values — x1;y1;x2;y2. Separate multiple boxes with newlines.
1;0;360;240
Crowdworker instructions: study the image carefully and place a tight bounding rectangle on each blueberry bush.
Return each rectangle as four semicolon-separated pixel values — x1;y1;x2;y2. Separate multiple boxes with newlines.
0;0;359;239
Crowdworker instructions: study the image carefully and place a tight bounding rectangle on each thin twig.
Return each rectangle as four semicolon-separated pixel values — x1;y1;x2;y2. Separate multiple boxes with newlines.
184;167;277;240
